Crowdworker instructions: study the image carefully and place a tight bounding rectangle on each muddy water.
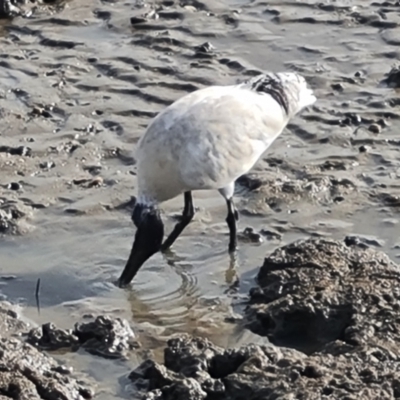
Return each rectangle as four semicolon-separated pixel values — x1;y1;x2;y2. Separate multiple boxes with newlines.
1;0;400;397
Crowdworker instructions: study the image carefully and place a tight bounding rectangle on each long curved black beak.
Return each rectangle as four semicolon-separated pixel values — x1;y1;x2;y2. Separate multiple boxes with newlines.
118;210;164;287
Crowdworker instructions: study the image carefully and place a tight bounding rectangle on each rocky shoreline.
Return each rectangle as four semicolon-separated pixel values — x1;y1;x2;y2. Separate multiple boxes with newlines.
2;237;400;399
127;238;400;400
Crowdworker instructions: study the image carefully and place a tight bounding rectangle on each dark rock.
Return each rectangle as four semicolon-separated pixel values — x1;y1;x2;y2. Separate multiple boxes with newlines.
74;315;137;359
260;229;282;241
130;16;147;24
0;301;93;399
359;145;370;153
245;238;400;355
83;165;102;175
320;160;348;171
0;145;32;156
27;322;80;350
238;227;263;244
193;42;215;58
236;174;263;191
131;333;400;399
377;118;389;127
333;195;345;202
382;65;400;88
7;182;21;191
0;200;30;235
72;177;104;188
130;9;158;25
0;0;21;18
344;234;383;248
340;113;362;126
93;9;111;20
368;123;381;133
331;83;344;91
87;176;103;187
29;315;138;359
0;209;15;233
39;160;55;169
194;42;214;54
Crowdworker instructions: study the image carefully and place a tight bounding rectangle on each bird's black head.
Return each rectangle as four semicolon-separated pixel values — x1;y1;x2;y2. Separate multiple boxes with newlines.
118;204;164;287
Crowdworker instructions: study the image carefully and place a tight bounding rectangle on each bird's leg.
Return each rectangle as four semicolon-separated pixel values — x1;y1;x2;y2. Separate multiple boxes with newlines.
226;197;238;253
233;203;239;221
161;191;194;252
218;184;239;252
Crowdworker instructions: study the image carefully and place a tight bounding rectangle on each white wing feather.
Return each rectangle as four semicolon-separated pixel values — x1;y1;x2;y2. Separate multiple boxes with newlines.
136;73;316;204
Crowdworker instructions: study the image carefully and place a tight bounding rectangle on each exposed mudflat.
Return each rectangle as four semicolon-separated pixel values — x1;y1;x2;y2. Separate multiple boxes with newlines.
1;0;400;398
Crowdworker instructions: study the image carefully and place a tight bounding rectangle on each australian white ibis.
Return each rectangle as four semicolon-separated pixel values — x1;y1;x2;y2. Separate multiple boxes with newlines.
118;72;316;286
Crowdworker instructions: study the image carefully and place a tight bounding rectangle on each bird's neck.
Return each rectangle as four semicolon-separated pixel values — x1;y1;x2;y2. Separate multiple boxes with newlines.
136;193;157;208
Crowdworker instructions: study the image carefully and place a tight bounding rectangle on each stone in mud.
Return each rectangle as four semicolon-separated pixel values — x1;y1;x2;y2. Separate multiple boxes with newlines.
0;209;14;233
27;322;80;350
0;145;32;157
238;227;263;245
0;0;63;18
0;301;93;399
236;174;263;191
368;123;381;133
193;42;215;58
0;200;31;235
382;65;400;88
130;16;148;25
29;315;138;359
245;238;400;355
7;182;21;191
0;0;21;18
74;315;138;359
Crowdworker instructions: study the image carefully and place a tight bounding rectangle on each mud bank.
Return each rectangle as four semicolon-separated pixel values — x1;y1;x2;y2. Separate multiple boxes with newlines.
129;238;400;400
0;301;94;399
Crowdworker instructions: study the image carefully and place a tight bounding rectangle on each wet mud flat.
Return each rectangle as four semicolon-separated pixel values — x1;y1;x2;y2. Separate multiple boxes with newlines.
1;0;400;398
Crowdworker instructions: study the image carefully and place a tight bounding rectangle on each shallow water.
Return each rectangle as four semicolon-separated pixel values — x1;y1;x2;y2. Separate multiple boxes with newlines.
1;0;400;397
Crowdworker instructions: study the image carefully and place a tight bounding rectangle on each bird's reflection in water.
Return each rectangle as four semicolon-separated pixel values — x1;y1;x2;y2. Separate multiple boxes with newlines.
122;247;244;357
225;252;240;293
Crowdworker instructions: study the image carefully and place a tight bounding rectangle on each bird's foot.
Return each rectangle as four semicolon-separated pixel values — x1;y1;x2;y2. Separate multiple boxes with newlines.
160;242;172;253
